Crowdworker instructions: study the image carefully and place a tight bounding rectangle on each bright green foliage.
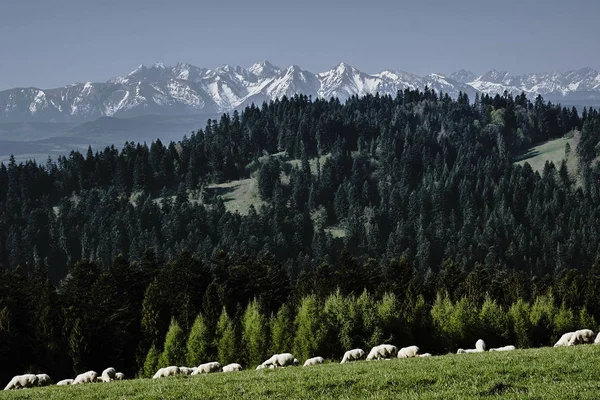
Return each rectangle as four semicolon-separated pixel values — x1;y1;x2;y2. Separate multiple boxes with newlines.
216;307;238;365
431;292;480;350
294;295;326;361
270;304;294;355
509;299;532;348
553;304;577;336
158;318;187;368
140;344;161;378
479;296;509;348
578;307;597;331
356;290;380;347
323;290;351;357
242;299;268;367
376;292;407;345
529;294;556;347
187;313;211;366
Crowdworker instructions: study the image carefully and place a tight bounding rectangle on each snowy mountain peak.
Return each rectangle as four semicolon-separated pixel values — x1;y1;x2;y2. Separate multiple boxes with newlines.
3;62;600;124
248;60;280;77
479;69;511;83
450;69;477;83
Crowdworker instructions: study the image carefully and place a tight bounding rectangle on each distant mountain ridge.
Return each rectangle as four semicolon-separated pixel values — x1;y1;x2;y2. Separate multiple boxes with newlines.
1;62;600;123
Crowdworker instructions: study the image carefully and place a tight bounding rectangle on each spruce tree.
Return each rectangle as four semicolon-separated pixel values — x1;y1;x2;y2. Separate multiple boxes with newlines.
293;295;325;361
141;344;161;378
216;307;237;365
158;318;186;368
186;313;211;366
241;299;268;367
271;304;294;355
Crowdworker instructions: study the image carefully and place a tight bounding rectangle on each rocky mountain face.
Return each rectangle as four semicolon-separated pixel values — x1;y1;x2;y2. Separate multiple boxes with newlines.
1;62;599;123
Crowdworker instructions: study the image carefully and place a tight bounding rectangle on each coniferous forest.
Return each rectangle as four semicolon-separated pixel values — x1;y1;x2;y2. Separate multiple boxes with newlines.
3;89;600;384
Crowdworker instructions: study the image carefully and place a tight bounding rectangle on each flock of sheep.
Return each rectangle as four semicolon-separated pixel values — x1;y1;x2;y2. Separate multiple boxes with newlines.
5;327;600;391
3;367;125;390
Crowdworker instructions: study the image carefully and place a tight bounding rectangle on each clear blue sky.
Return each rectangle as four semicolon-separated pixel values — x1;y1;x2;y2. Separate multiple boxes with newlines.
0;0;598;90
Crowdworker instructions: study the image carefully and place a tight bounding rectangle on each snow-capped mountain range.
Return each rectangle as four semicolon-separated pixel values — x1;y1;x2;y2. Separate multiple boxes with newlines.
1;62;599;123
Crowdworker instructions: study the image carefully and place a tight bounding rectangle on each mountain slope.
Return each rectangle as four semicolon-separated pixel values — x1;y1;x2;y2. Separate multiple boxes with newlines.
2;63;600;123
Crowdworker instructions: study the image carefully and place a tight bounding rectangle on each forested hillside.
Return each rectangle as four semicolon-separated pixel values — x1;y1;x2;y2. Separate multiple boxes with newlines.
2;89;600;385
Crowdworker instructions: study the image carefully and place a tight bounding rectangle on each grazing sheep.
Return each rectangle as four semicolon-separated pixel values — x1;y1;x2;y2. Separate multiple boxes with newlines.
367;344;398;360
36;374;52;387
178;367;194;375
152;366;180;379
223;363;243;372
341;349;366;363
489;345;516;352
303;357;324;367
260;353;299;368
72;371;99;385
419;353;432;357
595;332;600;344
554;332;574;347
114;372;125;381
256;364;266;370
397;345;420;358
56;379;73;386
568;329;595;346
457;348;481;354
4;374;39;390
475;339;486;352
101;367;116;382
191;362;221;375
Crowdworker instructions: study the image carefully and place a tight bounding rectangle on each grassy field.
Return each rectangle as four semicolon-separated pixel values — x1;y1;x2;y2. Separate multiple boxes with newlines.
514;136;575;174
4;345;600;399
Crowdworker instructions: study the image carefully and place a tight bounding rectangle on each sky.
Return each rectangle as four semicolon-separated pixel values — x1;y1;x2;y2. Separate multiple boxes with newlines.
0;0;598;90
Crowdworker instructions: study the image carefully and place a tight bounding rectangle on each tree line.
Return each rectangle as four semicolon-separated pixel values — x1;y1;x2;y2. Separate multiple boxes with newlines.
2;88;600;384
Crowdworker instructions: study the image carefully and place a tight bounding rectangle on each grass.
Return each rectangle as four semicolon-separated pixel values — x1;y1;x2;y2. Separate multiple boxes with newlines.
514;136;575;174
4;345;600;399
205;178;264;215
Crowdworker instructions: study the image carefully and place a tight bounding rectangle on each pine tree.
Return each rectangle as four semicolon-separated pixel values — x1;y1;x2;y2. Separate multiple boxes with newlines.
293;295;325;361
215;307;237;365
158;318;187;368
186;313;211;366
141;344;161;378
271;304;294;355
241;299;268;367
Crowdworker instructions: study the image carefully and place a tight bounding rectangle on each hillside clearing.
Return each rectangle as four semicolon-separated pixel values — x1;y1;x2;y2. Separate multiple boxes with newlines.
514;136;576;174
4;346;600;399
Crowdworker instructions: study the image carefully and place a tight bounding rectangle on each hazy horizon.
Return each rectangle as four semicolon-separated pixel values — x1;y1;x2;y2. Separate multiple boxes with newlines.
1;0;599;90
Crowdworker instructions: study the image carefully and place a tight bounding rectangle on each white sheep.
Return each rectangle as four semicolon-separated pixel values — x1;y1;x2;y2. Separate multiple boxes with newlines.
475;339;486;351
56;379;73;386
554;332;574;347
340;349;366;363
568;329;595;346
178;367;194;375
36;374;52;387
191;362;221;375
457;340;485;354
595;332;600;344
4;374;39;390
101;367;116;382
366;344;398;360
223;363;243;372
489;345;516;352
303;356;324;367
114;372;125;381
419;353;432;357
260;353;299;368
152;366;180;379
256;364;266;370
397;345;420;358
72;370;98;385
